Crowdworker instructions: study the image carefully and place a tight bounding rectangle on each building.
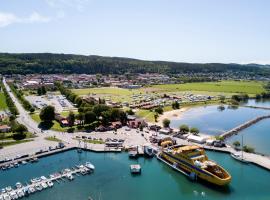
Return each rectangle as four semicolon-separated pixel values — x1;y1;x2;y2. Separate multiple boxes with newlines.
0;125;11;133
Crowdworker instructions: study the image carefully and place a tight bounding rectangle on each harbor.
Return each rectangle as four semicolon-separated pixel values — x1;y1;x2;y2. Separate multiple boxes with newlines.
1;149;270;200
0;161;94;200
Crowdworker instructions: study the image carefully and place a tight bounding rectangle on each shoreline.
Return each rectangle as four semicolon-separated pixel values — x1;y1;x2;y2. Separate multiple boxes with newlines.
156;107;190;126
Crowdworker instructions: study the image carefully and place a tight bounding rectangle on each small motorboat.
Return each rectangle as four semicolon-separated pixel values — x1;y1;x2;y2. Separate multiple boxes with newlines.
144;146;154;158
14;163;19;168
1;188;6;194
85;162;95;171
47;181;54;188
128;150;138;159
35;184;42;191
21;161;27;165
231;152;250;164
5;187;12;193
9;191;18;200
41;182;48;189
66;173;74;180
130;164;141;174
2;194;11;200
15;182;22;189
17;190;24;198
28;186;35;194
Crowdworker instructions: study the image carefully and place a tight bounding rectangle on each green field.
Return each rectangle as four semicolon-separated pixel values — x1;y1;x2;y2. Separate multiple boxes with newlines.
44;136;62;142
31;114;69;132
149;81;265;95
72;81;265;104
72;87;142;103
0;139;34;147
0;92;8;110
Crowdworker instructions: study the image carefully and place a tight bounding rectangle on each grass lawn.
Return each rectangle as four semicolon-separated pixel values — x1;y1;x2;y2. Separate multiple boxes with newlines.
0;139;34;147
30;113;69;132
0;132;35;140
44;136;62;142
148;81;265;95
72;87;143;103
0;92;8;110
74;138;104;144
136;109;156;122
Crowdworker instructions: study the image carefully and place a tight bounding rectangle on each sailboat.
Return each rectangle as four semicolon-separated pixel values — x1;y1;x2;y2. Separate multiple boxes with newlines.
77;140;83;153
231;135;250;164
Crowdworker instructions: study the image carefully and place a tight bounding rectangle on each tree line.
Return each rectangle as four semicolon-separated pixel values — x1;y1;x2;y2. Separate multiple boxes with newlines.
8;83;35;112
0;82;19;115
0;53;270;76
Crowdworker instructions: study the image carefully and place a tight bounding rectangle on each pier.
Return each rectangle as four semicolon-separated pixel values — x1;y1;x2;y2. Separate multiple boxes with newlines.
220;114;270;139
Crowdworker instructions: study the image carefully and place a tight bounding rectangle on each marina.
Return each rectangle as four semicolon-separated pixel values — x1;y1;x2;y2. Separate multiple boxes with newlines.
1;149;270;200
0;162;94;199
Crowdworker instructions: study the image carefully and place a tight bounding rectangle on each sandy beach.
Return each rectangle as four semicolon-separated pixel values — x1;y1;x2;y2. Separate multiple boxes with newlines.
157;107;190;126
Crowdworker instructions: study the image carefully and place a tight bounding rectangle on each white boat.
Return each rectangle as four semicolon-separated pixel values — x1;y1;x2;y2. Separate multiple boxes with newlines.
2;194;11;200
28;186;35;194
40;176;47;181
41;182;48;189
47;181;54;188
35;184;42;191
231;135;250;164
16;190;24;198
1;188;6;194
66;173;74;180
231;152;250;163
21;161;27;165
0;195;3;200
85;162;95;171
5;187;12;193
130;164;141;174
15;182;22;189
9;191;18;200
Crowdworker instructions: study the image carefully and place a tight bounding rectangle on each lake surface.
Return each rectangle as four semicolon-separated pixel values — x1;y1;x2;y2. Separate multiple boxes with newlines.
227;119;270;155
241;99;270;108
170;105;269;135
0;150;270;200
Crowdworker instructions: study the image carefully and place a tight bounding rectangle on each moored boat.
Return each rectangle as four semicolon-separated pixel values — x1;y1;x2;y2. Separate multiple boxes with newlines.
85;162;95;171
231;152;250;164
130;164;141;174
144;146;154;158
158;145;231;186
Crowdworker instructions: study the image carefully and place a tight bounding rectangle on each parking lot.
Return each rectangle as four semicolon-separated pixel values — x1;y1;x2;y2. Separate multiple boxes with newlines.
25;94;75;113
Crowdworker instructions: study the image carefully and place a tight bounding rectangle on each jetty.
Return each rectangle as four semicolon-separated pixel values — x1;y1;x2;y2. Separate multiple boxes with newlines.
220;114;270;139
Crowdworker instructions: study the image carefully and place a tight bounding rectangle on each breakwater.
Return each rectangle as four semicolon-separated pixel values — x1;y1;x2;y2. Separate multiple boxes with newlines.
220;114;270;139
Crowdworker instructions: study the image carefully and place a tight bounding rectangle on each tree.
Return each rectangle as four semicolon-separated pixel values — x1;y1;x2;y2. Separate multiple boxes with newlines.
179;124;189;134
233;141;241;149
68;111;75;127
243;145;255;153
13;124;28;140
37;87;42;96
84;111;96;124
155;106;163;115
126;109;134;115
41;86;47;95
154;112;159;122
172;101;180;109
190;127;199;135
219;95;226;103
39;105;55;122
162;118;170;128
76;113;85;125
29;107;35;113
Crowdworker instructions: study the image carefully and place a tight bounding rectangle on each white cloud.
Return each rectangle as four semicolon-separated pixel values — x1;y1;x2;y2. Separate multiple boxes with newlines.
46;0;90;12
0;12;51;28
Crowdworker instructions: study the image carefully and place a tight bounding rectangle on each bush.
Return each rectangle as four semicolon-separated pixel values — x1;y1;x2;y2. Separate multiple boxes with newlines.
190;127;199;135
179;124;189;134
155;107;164;115
162;118;170;128
243;145;255;153
12;132;26;140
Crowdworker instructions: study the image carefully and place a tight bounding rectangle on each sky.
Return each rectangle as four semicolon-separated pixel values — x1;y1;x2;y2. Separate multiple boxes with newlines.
0;0;270;64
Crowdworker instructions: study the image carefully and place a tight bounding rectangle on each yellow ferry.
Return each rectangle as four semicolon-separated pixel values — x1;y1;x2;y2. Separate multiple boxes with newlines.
157;145;231;186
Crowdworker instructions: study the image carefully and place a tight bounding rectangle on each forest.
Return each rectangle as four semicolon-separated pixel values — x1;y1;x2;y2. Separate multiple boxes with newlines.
0;53;269;75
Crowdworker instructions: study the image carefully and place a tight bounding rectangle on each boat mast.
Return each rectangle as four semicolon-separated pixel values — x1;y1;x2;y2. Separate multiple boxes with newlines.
241;135;243;159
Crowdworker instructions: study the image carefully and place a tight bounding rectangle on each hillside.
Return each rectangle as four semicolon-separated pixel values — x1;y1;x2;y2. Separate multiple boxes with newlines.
0;53;269;75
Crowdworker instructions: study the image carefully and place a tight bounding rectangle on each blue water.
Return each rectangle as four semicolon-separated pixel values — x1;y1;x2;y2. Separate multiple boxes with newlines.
0;150;270;200
241;99;270;108
227;119;270;155
170;105;269;135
